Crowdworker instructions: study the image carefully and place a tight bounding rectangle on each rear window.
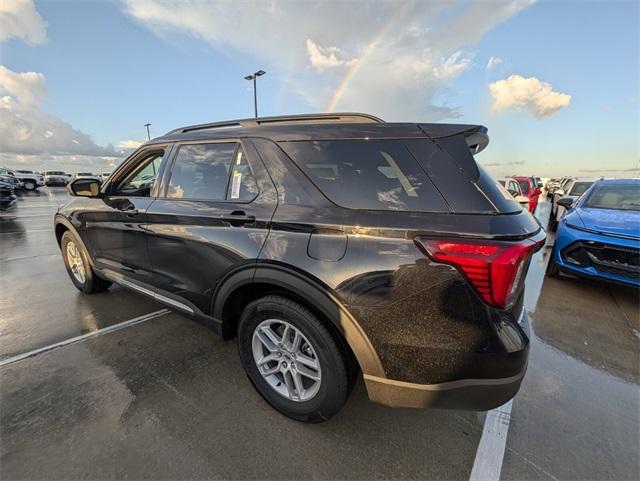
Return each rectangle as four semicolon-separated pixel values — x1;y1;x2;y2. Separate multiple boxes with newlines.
279;139;448;212
584;184;640;211
569;181;593;196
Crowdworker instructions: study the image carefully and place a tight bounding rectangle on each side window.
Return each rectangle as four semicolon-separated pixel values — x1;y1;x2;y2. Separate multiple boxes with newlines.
280;139;448;212
115;151;164;197
167;143;258;201
226;148;258;201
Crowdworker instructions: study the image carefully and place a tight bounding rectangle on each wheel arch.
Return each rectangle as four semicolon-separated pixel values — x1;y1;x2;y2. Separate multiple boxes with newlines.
213;263;385;378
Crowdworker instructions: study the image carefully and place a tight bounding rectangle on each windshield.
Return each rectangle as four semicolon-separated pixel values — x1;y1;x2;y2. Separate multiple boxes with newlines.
569;181;593;196
77;173;93;176
517;180;530;193
46;171;65;175
584;184;640;211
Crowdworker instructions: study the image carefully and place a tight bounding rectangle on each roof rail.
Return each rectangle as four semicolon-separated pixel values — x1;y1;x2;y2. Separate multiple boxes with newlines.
165;112;384;135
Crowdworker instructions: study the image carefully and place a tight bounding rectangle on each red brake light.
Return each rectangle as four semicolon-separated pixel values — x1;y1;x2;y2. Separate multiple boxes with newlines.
414;236;545;309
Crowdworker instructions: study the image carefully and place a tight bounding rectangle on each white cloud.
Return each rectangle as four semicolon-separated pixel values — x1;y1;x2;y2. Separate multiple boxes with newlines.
0;65;119;158
489;74;571;118
0;0;47;45
486;56;503;69
306;39;357;70
121;0;535;121
118;139;144;150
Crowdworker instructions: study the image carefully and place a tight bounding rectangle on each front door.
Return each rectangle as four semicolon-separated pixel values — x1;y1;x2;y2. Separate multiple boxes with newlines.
145;140;277;313
80;147;169;286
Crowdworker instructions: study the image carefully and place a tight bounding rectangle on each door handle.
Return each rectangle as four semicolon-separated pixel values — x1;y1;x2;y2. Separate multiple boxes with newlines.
227;210;255;225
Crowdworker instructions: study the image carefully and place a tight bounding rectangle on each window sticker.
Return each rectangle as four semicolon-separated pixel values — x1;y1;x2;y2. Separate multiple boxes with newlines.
231;172;242;199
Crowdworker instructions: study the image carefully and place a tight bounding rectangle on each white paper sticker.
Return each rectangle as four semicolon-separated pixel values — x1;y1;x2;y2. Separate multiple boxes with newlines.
231;172;242;199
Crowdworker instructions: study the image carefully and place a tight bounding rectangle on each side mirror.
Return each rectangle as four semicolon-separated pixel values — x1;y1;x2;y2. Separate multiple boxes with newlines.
68;178;101;197
557;197;574;208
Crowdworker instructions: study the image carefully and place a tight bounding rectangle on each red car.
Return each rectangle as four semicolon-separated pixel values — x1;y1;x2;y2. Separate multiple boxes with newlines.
513;176;541;213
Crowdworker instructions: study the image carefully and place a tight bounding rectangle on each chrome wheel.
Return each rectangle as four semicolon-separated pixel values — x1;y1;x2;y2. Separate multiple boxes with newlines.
252;319;322;402
66;241;86;284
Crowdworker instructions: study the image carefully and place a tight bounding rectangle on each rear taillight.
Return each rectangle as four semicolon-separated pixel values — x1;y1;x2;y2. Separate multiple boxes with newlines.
414;235;545;309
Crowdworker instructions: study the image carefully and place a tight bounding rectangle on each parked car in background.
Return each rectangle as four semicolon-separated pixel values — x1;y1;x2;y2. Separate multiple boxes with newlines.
513;176;542;213
55;113;545;422
498;177;531;210
0;167;45;191
0;174;23;190
73;172;100;182
44;171;70;186
549;178;596;231
0;178;17;212
99;172;112;182
547;178;639;286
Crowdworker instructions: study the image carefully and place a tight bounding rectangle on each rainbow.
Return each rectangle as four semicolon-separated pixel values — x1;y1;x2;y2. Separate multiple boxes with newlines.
325;2;415;112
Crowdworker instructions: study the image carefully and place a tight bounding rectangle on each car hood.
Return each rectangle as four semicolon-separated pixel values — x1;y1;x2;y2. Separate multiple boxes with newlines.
574;207;640;239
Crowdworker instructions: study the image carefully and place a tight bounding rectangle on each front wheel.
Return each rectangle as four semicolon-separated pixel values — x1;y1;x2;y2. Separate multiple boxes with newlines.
23;180;36;191
60;231;112;293
237;295;355;423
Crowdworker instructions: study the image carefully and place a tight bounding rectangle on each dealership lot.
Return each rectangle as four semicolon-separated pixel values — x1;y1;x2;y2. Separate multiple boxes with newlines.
1;188;638;480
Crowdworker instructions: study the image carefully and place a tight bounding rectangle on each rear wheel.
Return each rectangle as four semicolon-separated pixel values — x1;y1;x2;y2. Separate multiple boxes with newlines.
60;231;111;293
237;295;354;423
23;180;36;191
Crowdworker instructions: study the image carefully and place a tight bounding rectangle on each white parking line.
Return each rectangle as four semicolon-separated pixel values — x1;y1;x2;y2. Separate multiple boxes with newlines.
469;400;513;481
0;309;170;368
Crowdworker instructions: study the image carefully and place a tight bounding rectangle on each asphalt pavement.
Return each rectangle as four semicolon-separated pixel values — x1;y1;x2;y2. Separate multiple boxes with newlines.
1;188;638;480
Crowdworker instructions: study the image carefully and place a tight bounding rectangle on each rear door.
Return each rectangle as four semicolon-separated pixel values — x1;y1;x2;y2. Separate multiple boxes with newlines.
145;139;277;313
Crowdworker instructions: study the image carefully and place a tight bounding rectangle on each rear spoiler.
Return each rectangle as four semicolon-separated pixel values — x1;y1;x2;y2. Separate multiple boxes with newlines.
418;124;489;155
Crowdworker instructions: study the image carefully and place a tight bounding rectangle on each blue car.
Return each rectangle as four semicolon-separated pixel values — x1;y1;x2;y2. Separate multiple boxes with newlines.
547;178;639;286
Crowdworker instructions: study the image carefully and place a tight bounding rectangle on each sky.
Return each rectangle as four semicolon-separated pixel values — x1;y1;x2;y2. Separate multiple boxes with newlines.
0;0;638;177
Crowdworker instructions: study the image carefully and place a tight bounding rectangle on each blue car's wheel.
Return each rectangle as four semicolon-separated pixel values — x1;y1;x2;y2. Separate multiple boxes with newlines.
546;255;560;277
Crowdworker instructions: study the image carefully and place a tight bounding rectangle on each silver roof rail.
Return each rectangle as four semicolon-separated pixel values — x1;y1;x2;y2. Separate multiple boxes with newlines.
165;112;384;135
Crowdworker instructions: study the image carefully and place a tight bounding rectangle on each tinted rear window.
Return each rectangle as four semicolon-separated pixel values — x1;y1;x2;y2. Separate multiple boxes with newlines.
517;180;530;193
280;139;449;212
569;181;593;196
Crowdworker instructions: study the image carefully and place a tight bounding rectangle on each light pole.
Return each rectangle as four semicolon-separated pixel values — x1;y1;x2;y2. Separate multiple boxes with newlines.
144;123;151;140
244;70;266;118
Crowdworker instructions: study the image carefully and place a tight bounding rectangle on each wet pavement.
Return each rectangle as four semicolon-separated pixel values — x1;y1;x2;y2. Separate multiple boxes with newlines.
1;188;638;480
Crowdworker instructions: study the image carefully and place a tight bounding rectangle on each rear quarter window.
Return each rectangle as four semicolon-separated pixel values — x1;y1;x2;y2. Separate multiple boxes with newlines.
279;139;449;212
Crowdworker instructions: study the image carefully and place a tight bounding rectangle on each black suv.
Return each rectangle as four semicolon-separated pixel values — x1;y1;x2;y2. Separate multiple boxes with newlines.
55;113;544;422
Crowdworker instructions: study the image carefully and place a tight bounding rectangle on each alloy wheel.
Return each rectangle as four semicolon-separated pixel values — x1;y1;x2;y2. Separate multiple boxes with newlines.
66;241;86;284
251;319;322;402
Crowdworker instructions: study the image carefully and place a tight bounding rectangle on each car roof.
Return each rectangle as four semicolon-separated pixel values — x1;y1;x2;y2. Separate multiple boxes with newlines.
146;112;488;149
594;178;640;185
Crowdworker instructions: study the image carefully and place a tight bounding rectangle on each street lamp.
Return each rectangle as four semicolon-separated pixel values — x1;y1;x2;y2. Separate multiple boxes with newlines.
144;123;152;140
244;70;266;118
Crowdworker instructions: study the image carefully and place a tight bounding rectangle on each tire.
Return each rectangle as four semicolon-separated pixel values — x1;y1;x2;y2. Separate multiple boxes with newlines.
546;255;560;278
237;295;355;423
23;180;36;191
60;230;112;293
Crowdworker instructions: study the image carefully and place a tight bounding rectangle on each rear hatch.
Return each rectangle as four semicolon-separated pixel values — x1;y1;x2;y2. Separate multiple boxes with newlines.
278;123;545;310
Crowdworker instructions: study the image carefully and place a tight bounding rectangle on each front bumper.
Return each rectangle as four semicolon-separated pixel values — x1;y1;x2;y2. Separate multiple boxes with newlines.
554;222;639;286
365;308;530;411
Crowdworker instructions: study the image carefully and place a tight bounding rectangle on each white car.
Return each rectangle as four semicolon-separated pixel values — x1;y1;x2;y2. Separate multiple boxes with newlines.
44;171;70;186
73;172;100;182
549;177;597;231
497;177;531;210
0;167;45;191
99;172;111;182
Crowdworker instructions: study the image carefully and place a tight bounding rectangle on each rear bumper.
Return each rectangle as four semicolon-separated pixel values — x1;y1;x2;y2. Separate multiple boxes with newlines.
364;307;530;411
364;368;525;410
